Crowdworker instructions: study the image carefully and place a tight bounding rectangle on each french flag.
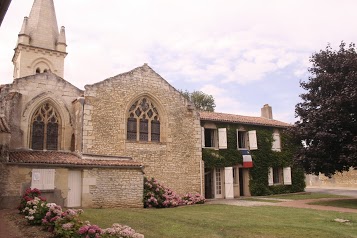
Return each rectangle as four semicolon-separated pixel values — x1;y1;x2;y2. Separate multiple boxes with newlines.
240;149;253;168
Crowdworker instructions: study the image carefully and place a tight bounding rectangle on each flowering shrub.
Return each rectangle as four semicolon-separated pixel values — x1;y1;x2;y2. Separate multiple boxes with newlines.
22;196;49;225
181;193;205;205
54;209;83;238
143;177;205;208
101;223;144;238
42;203;63;232
78;221;102;238
18;188;46;213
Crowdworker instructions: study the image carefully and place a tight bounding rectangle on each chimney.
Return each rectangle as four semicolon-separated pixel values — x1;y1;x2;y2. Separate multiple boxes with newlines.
261;104;273;119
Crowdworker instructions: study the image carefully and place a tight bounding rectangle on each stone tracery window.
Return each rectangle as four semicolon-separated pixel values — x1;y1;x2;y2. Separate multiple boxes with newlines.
127;97;160;142
31;102;60;150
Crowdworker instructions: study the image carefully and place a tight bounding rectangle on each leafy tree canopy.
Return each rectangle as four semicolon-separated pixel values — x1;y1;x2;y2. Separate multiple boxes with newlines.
292;42;357;177
180;90;216;112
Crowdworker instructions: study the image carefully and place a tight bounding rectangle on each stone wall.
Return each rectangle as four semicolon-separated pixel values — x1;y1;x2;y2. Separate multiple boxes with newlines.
306;168;357;188
83;64;203;195
82;168;143;208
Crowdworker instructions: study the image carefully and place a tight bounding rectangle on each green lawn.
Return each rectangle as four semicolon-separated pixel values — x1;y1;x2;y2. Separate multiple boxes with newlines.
81;204;357;238
309;199;357;209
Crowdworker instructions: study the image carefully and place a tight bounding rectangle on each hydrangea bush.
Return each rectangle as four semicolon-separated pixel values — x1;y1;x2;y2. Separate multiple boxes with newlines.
54;209;84;238
22;196;49;225
18;188;145;238
42;203;63;232
101;223;144;238
18;188;46;213
143;177;205;208
78;222;102;238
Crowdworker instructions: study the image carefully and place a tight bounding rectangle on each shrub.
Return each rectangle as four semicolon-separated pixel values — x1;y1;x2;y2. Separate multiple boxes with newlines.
18;188;46;213
22;196;49;225
42;203;63;232
144;177;205;208
181;193;205;205
78;222;102;238
54;209;83;238
101;223;144;238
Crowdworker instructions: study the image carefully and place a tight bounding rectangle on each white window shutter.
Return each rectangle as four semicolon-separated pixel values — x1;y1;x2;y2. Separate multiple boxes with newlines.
201;127;205;147
31;169;43;190
31;169;55;190
268;167;274;186
248;130;258;150
272;132;281;151
283;167;292;185
218;128;227;149
43;169;55;189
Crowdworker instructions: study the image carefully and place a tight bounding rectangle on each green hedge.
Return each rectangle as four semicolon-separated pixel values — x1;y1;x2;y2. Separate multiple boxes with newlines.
202;125;305;196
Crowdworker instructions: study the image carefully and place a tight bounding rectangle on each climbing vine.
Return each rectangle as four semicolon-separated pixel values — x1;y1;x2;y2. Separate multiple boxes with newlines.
202;125;305;196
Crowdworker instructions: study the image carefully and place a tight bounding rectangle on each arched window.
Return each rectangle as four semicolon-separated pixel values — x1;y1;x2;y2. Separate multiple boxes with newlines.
127;97;160;142
31;102;60;150
43;69;48;73
36;68;41;74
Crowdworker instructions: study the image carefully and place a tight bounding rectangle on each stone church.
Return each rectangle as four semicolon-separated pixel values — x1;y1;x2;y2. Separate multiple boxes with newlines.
0;0;202;209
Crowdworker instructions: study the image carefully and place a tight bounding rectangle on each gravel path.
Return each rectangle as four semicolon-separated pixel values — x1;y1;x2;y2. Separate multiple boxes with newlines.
207;197;357;213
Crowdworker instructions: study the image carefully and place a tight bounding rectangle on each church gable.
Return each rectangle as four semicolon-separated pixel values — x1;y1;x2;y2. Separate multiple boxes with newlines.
82;64;202;195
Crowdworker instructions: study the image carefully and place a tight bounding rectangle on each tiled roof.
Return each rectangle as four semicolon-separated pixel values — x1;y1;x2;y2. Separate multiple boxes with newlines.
0;117;10;133
8;151;143;168
199;111;291;128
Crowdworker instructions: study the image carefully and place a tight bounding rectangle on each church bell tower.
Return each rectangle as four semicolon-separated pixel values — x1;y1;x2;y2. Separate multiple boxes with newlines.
12;0;67;79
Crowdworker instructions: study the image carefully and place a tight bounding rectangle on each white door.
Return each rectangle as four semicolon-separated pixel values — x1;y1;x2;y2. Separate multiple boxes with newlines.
67;170;82;207
214;168;223;198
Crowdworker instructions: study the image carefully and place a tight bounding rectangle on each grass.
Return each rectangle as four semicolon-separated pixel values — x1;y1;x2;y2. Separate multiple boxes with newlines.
81;204;357;238
309;199;357;209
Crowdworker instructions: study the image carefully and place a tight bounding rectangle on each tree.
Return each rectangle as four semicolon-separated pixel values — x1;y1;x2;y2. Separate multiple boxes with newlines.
292;42;357;177
180;90;216;112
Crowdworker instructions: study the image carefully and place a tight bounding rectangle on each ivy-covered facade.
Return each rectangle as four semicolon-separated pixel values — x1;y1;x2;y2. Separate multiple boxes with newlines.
200;106;305;199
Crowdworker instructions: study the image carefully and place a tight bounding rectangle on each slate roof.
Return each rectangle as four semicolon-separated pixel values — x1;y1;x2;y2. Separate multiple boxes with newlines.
8;151;143;168
199;111;292;128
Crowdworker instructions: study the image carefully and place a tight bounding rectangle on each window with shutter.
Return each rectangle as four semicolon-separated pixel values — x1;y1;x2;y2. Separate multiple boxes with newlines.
127;97;160;142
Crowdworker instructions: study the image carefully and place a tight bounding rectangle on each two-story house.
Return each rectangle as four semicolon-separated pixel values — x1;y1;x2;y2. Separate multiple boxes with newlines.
200;104;305;199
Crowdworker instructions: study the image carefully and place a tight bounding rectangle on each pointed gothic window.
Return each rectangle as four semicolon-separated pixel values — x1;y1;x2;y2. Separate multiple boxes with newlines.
127;97;160;142
31;102;60;150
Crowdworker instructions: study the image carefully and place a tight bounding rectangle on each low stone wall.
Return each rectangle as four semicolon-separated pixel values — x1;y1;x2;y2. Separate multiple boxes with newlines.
306;168;357;188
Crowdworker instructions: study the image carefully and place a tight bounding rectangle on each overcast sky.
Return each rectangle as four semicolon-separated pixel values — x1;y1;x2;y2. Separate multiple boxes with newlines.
1;0;356;123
